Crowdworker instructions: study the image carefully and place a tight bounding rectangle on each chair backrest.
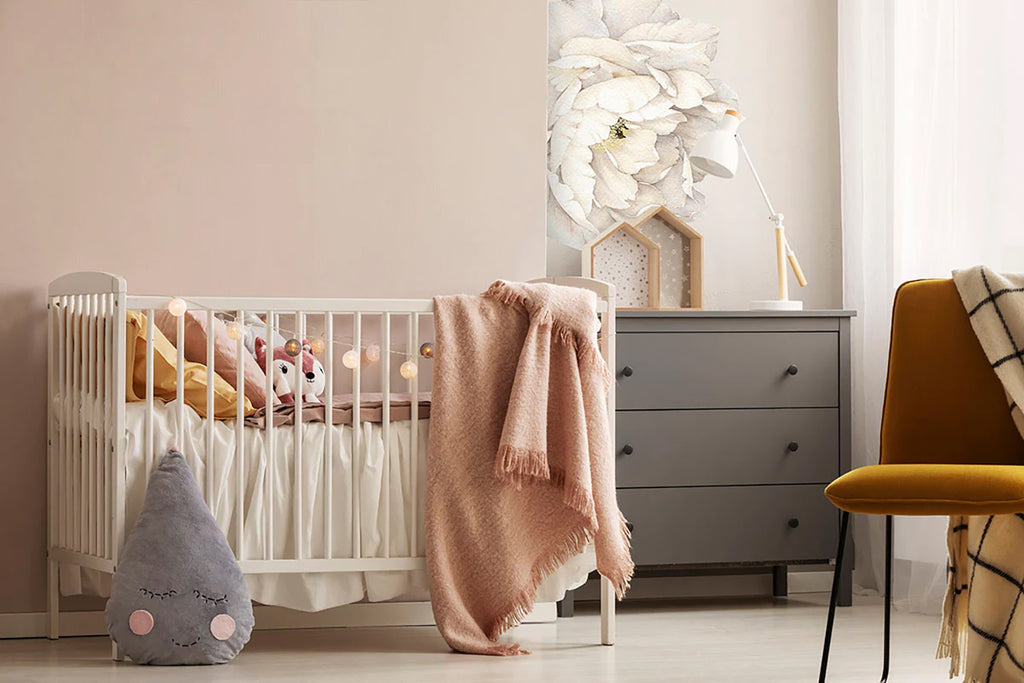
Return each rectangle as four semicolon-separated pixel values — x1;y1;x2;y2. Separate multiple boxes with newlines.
880;278;1024;465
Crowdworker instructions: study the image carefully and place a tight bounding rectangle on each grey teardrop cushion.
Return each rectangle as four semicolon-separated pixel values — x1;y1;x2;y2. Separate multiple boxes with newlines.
105;451;254;664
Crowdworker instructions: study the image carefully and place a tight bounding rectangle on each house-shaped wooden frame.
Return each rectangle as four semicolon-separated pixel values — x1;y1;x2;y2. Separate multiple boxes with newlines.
629;206;704;310
582;222;661;309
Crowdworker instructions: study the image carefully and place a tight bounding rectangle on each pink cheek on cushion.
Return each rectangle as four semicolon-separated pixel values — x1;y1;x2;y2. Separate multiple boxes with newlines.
128;609;154;636
210;613;236;641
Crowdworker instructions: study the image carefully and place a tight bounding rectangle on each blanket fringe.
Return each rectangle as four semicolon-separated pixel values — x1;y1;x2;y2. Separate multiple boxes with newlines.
603;513;635;599
937;515;969;678
494;445;551;489
485;523;596;643
495;456;599;523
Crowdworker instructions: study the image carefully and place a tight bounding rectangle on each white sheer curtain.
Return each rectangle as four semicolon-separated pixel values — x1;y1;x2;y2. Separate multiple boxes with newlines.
840;0;1024;614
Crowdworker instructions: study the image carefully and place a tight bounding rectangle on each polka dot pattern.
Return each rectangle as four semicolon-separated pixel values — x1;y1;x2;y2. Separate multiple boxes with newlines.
593;229;653;308
635;215;697;308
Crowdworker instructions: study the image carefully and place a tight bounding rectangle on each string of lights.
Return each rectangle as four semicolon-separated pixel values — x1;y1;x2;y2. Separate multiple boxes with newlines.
165;297;434;379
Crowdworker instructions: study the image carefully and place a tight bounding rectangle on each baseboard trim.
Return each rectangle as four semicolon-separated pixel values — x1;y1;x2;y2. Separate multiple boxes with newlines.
0;602;558;640
788;570;834;594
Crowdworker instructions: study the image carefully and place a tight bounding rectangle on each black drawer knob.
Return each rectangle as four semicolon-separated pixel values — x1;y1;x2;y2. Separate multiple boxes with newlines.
786;364;799;376
622;444;634;455
621;365;634;377
788;518;800;529
625;521;634;533
787;441;800;452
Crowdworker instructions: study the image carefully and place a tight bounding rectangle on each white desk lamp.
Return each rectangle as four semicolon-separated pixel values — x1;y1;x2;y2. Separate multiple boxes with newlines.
690;109;808;311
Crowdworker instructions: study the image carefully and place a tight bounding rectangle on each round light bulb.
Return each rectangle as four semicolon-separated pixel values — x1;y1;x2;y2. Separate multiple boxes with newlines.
309;337;326;355
400;360;418;379
342;349;360;369
364;343;381;363
167;298;188;317
225;321;243;341
283;338;302;357
419;342;435;359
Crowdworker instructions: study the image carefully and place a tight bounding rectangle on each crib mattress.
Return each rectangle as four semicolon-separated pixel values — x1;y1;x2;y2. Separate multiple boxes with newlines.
58;399;594;612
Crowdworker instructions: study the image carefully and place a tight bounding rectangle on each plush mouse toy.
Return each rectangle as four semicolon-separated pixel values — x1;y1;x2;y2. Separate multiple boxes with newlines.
253;338;325;404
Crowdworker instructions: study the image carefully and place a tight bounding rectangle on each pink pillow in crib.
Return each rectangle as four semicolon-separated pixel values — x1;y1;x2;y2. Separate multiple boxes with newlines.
155;310;273;409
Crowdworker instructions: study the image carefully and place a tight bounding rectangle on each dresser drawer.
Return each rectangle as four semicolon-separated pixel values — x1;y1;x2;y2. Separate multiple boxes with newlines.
617;332;838;409
618;485;838;566
616;408;838;487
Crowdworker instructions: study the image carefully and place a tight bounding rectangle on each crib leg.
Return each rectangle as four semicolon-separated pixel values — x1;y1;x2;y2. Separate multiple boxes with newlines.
112;640;124;662
47;557;59;640
600;575;615;645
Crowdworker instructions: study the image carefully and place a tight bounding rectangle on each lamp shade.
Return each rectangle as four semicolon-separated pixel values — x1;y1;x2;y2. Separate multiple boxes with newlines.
690;109;742;178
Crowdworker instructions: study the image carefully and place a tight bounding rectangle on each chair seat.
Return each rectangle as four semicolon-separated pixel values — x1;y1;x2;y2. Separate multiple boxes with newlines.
825;463;1024;515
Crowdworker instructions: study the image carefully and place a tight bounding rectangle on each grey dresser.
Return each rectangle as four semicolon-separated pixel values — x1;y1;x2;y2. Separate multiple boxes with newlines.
614;309;854;605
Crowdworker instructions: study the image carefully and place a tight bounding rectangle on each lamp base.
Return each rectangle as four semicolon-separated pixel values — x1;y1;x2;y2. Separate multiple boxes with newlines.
750;299;804;311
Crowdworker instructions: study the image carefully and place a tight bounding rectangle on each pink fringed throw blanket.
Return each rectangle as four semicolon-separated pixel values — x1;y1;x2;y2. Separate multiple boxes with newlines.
426;280;633;655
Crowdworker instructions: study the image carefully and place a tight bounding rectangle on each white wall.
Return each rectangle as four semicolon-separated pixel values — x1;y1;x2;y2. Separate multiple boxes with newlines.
548;0;841;311
0;0;546;615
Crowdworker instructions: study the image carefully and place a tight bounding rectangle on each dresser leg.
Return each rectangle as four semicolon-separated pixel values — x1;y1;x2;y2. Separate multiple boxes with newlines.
772;565;788;597
557;590;575;618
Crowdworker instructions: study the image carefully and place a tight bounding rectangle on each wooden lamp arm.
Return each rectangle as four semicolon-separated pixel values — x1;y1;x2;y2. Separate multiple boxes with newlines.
785;240;808;287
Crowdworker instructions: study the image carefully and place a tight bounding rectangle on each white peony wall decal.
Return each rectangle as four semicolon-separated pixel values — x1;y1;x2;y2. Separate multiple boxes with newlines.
547;0;738;248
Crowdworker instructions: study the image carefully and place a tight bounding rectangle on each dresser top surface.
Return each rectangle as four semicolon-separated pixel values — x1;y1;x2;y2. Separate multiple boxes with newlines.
616;309;856;319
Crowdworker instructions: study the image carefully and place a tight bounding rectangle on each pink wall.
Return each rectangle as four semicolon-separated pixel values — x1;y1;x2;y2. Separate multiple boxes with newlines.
0;0;546;614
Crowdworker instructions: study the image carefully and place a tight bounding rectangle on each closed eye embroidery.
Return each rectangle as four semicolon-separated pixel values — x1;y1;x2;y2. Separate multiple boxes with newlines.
138;588;177;600
193;590;228;606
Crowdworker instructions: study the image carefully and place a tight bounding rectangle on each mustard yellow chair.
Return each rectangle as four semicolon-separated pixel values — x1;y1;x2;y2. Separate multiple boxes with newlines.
818;279;1024;682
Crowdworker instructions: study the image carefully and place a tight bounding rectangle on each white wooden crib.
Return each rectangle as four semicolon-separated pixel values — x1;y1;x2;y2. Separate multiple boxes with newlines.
45;271;619;657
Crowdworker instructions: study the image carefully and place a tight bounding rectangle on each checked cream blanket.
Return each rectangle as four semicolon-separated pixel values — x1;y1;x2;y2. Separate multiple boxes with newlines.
943;266;1024;681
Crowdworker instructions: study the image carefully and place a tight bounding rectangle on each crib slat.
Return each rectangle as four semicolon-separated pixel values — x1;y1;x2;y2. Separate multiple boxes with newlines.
94;295;102;559
176;312;185;450
381;313;390;559
323;313;333;559
57;300;67;550
351;312;361;560
74;296;83;553
294;313;305;560
95;295;104;558
104;295;114;560
60;297;70;550
265;311;275;561
409;312;419;557
112;288;129;574
235;310;246;560
206;309;215;507
86;295;96;557
145;309;155;482
95;296;105;559
82;295;92;556
93;295;102;558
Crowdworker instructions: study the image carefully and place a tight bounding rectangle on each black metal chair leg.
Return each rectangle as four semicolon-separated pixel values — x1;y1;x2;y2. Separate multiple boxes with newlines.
882;515;892;682
819;510;851;683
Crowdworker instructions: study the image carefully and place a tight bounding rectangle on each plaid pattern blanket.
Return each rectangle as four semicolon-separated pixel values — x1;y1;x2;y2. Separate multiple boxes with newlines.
943;266;1024;682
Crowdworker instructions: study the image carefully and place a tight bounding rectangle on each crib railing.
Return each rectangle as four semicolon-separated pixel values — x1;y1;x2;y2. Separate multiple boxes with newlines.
114;294;434;573
47;275;127;585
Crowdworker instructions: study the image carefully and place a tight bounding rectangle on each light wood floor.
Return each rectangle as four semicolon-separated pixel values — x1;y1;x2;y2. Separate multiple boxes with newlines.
0;593;952;682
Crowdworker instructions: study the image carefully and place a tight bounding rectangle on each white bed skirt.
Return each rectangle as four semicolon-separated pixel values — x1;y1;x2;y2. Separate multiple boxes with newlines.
60;400;594;612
